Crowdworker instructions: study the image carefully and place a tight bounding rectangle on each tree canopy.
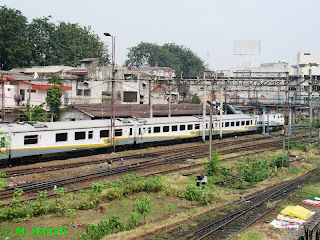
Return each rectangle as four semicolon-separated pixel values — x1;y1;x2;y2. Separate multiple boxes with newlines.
125;42;205;78
0;6;110;70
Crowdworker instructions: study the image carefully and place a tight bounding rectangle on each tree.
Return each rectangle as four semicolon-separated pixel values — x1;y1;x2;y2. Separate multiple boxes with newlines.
0;7;110;69
15;99;48;122
191;95;201;104
46;75;63;121
27;16;55;66
0;6;31;70
125;42;205;78
51;22;109;66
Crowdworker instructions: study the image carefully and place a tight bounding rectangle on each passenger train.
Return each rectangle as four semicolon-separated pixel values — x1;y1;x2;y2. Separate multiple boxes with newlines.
0;113;284;161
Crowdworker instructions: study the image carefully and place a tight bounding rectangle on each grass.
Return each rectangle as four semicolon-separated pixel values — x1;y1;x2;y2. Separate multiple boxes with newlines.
294;183;320;199
288;167;303;175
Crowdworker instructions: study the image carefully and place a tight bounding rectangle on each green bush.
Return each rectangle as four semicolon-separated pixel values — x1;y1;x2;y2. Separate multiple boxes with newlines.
272;155;288;168
126;212;140;230
135;196;151;222
185;184;202;201
290;141;303;150
206;151;221;176
237;158;271;184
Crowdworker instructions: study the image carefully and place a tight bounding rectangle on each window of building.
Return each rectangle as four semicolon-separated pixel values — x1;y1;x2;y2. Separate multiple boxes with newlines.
195;124;200;130
88;131;93;139
236;121;240;126
115;129;122;136
180;125;186;131
225;122;230;127
56;133;67;142
84;89;91;96
100;130;109;138
75;131;86;140
27;89;36;93
172;125;178;132
77;89;83;96
188;124;193;130
154;126;161;133
24;135;38;145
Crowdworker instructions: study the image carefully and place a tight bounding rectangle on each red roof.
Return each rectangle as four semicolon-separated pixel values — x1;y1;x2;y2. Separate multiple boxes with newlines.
5;76;72;91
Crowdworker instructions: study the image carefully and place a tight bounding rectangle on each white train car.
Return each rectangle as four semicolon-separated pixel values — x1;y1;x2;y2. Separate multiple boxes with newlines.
0;119;134;160
256;113;284;130
0;114;259;161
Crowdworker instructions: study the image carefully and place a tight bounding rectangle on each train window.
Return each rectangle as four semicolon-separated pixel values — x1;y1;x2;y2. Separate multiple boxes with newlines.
236;121;240;126
222;122;224;127
100;130;109;138
246;120;250;125
172;125;178;132
75;131;86;140
148;127;152;134
188;124;193;130
180;125;186;131
24;135;38;145
130;128;133;136
154;127;161;133
206;123;208;129
231;122;235;127
88;131;93;139
163;126;169;132
115;129;122;136
56;133;68;142
225;122;230;127
195;124;200;130
251;120;253;125
139;128;141;135
241;121;245;126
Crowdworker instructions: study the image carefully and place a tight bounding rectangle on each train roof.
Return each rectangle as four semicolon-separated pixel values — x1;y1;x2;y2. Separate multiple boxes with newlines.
0;120;113;133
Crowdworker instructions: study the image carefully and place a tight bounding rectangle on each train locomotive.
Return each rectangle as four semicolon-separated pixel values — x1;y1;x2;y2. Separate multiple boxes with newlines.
0;113;282;161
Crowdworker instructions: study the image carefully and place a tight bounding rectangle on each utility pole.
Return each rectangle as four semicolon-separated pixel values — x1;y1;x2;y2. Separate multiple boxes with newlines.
209;102;213;161
286;72;290;167
202;75;207;143
262;106;266;134
149;79;153;118
1;74;5;122
168;80;171;117
219;83;223;140
309;69;313;144
104;32;116;152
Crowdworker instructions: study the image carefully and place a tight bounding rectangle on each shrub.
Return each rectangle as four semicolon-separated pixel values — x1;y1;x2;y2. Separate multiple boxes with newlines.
237;158;271;185
127;212;140;230
272;155;288;168
290;141;303;150
185;184;202;201
206;151;221;176
135;196;151;222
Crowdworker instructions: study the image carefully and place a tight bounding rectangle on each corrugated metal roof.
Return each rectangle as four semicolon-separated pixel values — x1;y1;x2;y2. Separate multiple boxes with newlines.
72;104;209;118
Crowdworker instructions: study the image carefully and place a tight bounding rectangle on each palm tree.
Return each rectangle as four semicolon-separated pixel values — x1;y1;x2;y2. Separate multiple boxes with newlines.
15;99;48;122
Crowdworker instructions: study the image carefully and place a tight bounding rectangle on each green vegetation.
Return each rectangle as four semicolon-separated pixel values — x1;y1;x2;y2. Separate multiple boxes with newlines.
124;42;205;77
206;151;221;176
0;6;109;70
46;75;63;121
191;94;201;104
15;99;48;122
0;172;8;191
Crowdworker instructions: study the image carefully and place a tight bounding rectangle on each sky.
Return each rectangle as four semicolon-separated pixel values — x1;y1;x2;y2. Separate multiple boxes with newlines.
1;0;319;70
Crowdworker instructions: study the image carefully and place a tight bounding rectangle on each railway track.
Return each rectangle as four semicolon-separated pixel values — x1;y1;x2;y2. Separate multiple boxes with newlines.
185;168;320;240
2;134;273;177
0;134;310;202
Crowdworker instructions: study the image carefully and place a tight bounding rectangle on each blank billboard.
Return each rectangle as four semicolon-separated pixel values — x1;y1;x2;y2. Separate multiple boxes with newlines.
233;41;261;55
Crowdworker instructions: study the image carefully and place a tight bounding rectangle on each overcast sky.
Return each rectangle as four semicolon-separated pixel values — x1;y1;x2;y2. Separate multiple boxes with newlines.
1;0;319;70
